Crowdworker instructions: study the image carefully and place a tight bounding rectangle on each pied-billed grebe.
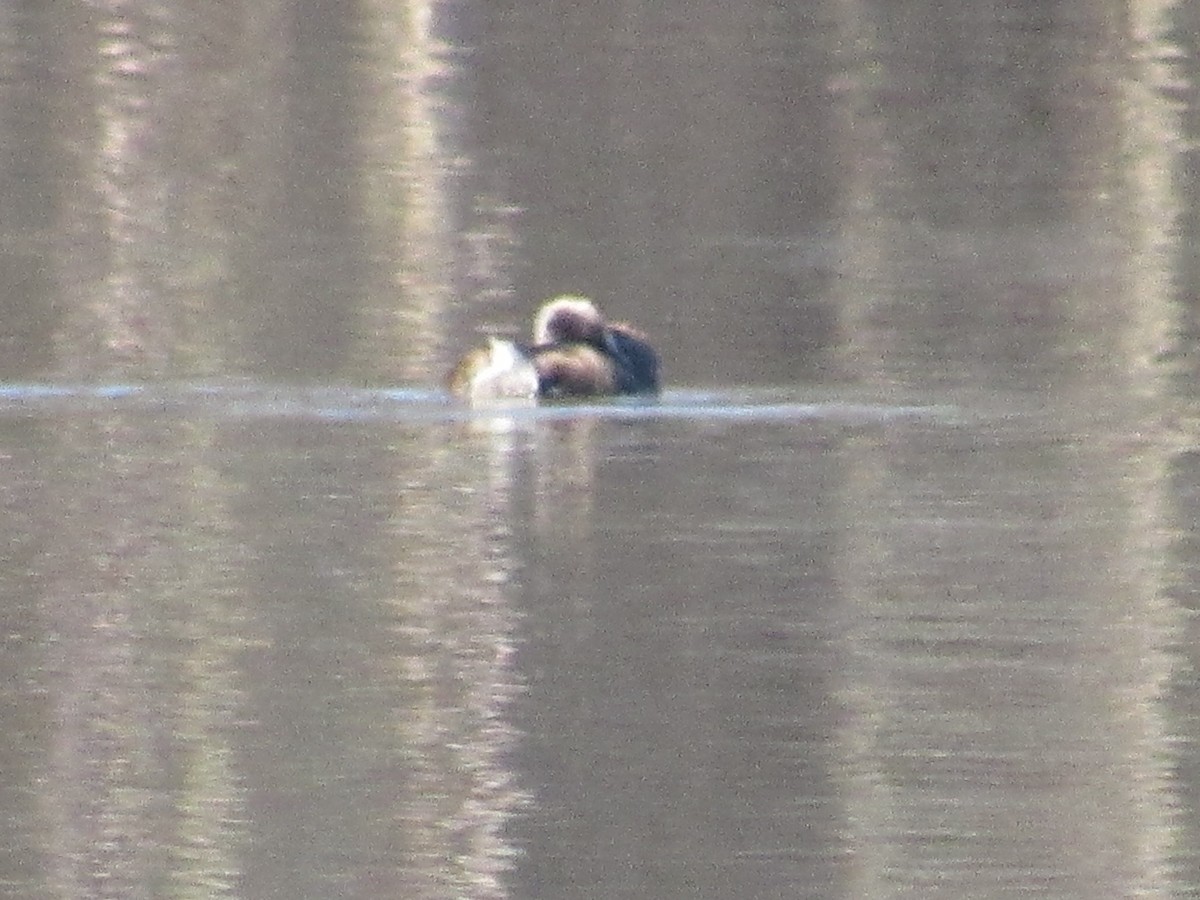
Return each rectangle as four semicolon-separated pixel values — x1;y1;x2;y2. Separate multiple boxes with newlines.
448;295;662;401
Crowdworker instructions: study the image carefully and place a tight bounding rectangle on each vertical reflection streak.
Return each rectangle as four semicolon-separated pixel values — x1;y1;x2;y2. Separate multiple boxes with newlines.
388;419;530;899
360;0;475;382
88;1;173;369
1123;0;1187;890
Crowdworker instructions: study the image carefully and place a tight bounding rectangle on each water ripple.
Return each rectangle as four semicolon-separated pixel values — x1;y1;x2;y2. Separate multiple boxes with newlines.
0;382;961;425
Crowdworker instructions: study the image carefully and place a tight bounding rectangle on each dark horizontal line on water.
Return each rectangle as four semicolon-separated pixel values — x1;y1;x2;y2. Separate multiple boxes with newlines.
0;383;958;424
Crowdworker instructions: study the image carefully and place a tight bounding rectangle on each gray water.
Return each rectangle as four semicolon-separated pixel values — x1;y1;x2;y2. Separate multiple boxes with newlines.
2;1;1200;898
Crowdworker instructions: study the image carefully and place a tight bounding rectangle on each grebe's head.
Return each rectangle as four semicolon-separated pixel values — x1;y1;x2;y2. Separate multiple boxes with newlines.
532;296;607;346
446;336;539;401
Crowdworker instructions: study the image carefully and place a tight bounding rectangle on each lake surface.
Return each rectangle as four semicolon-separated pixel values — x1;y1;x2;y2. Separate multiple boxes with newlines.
2;1;1200;898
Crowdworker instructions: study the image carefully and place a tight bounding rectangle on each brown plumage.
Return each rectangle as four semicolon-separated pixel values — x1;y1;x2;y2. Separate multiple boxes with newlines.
448;296;661;401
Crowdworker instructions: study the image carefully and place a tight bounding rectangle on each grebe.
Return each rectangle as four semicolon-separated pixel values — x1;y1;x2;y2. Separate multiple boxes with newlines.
448;296;661;401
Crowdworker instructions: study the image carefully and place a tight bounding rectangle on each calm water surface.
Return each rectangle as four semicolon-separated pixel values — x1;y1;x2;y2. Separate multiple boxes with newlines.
1;1;1200;898
2;385;1195;899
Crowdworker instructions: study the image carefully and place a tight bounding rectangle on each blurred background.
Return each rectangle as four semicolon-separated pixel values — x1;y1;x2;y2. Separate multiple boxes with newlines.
1;1;1199;897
